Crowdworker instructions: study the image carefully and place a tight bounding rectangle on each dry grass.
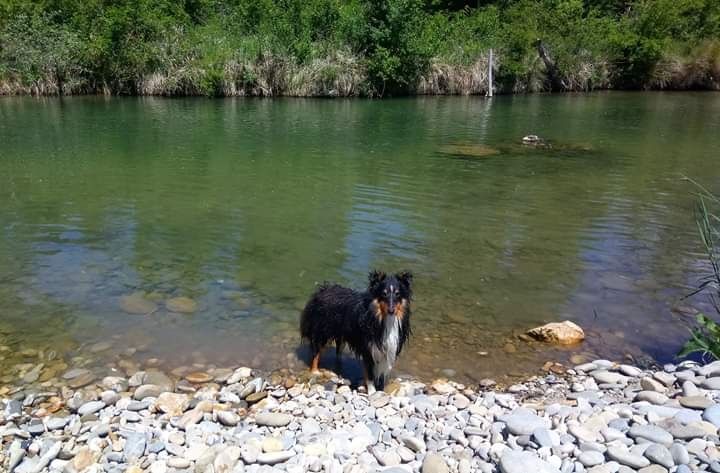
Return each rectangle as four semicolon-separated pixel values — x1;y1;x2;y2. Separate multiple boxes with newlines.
417;56;491;95
651;40;720;90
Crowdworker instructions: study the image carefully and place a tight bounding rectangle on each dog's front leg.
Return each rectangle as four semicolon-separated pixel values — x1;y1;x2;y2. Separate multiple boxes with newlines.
363;361;376;394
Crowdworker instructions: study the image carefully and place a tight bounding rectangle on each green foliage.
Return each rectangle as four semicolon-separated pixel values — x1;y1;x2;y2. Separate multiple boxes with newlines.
0;0;718;95
679;314;720;361
0;11;84;92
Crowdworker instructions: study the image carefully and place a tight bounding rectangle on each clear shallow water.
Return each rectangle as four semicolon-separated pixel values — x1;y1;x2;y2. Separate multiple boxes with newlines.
1;93;720;385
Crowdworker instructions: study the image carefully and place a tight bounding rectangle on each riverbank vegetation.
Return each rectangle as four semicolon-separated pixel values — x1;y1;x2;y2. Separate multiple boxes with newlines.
1;0;719;97
681;185;720;361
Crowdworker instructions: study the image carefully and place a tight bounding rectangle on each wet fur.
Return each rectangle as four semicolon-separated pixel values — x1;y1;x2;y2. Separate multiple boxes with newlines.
300;270;412;390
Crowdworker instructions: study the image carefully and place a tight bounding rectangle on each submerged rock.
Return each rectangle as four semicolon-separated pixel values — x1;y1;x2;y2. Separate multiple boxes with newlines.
438;143;500;158
165;297;197;313
120;293;158;315
526;321;585;345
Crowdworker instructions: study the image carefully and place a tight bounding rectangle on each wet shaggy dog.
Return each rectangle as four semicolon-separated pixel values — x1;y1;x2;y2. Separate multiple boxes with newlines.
300;270;412;393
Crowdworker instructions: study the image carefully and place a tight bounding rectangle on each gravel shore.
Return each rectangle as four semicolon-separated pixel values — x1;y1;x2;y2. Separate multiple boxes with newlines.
1;358;720;473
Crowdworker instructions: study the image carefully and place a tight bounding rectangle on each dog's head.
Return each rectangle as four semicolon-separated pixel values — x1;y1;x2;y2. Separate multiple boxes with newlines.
368;270;412;320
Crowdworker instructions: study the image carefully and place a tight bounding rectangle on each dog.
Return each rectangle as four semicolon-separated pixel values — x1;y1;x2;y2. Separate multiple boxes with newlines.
300;270;412;393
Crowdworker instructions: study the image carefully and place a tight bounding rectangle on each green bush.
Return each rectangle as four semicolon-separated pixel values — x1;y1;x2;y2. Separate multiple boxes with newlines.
1;0;718;95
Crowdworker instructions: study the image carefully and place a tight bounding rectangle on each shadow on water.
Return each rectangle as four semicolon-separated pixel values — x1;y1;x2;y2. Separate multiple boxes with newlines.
1;93;720;383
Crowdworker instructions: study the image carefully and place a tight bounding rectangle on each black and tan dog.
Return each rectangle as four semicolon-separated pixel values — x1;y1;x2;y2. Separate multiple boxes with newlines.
300;270;412;393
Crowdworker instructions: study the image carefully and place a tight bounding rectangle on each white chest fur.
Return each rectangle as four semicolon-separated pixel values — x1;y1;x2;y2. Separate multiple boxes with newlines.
370;315;402;381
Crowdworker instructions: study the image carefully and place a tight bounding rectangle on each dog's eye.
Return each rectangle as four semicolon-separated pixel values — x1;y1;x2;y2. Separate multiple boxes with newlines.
394;291;400;296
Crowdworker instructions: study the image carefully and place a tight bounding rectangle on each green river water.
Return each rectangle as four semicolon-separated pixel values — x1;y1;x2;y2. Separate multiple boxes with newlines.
1;92;720;384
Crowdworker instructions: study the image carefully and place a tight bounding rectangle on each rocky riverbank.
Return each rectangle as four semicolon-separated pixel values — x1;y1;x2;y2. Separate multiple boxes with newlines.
1;358;720;473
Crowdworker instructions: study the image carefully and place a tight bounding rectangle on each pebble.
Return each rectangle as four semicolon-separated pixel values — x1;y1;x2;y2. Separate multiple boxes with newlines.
679;396;713;410
0;359;718;473
591;371;628;385
703;404;720;428
500;408;547;435
77;400;105;416
635;391;669;405
134;384;163;400
607;446;651;469
499;450;560;473
216;410;240;426
402;436;426;453
257;451;295;465
255;412;292;427
702;378;720;390
628;425;673;446
422;453;450;473
578;451;605;467
670;443;690;465
644;443;674;468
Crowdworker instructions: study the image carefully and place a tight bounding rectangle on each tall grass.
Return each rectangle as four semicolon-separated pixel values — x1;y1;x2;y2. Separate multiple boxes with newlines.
679;181;720;361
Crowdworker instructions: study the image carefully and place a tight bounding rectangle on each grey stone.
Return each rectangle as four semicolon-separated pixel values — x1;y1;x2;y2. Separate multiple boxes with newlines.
635;391;669;405
666;423;706;440
401;436;426;453
682;380;700;397
641;378;667;393
134;384;163;400
607;446;651;469
638;466;668;473
24;441;61;473
698;360;720;377
670;443;689;465
500;408;547;436
619;365;643;377
255;412;292;427
8;440;25;473
578;451;605;467
373;448;401;467
532;428;555;448
591;371;628;385
216;410;239;427
63;368;90;380
241;444;260;464
422;453;450;473
644;444;673;468
679;396;713;410
77;400;105;416
653;372;676;387
703;404;720;428
701;377;720;390
499;451;561;473
124;432;147;462
256;451;295;465
214;446;241;472
628;425;673;446
676;466;692;473
569;424;599;443
45;417;69;431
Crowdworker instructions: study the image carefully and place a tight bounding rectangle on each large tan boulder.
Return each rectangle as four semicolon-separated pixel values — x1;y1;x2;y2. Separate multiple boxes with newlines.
527;321;585;345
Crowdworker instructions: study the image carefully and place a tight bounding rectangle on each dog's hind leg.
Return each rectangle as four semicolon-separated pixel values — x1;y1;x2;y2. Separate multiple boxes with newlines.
335;340;344;360
310;347;324;374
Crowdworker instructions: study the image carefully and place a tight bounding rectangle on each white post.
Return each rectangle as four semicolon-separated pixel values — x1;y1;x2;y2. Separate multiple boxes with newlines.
488;49;494;97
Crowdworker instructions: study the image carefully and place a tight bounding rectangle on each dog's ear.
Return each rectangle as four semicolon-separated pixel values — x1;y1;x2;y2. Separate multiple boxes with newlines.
396;271;413;295
368;270;386;293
